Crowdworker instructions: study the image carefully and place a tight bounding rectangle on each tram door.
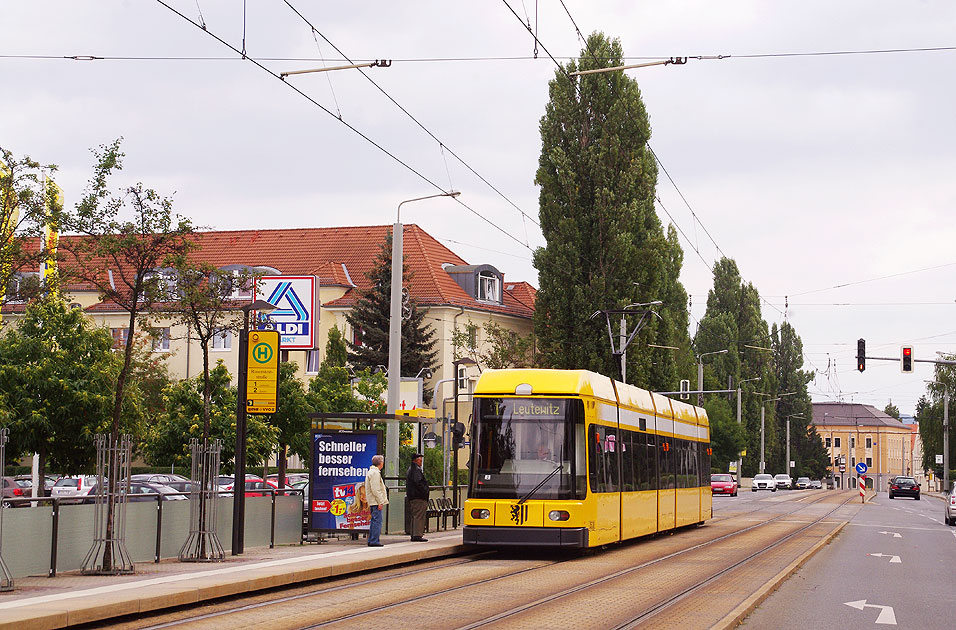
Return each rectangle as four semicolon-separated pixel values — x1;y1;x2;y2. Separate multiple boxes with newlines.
589;423;621;545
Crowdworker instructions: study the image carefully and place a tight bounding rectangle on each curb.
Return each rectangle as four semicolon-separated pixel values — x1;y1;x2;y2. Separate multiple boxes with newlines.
712;520;847;630
0;541;468;630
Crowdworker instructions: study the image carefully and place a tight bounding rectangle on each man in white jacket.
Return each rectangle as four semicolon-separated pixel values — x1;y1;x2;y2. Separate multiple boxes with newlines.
365;455;388;546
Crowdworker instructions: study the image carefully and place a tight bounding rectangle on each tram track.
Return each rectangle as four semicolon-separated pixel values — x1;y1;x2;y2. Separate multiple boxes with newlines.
123;492;852;630
453;492;854;630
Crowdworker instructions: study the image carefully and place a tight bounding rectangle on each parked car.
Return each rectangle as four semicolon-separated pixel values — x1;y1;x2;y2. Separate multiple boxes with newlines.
14;474;59;495
711;474;738;496
809;479;823;489
752;474;776;492
163;480;200;496
794;477;810;490
888;476;920;500
266;473;309;487
220;475;279;497
83;481;187;503
50;475;100;503
1;476;28;507
128;473;189;484
774;474;793;490
944;486;956;526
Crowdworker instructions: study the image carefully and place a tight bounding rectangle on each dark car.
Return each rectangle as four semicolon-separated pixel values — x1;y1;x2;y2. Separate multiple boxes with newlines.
888;476;920;500
84;481;186;503
1;476;29;507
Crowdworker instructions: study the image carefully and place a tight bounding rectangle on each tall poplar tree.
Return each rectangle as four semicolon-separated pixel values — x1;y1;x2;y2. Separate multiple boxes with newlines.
532;32;692;391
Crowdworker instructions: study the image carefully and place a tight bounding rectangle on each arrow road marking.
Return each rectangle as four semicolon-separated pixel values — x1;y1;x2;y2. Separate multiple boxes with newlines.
869;553;901;563
878;531;902;538
845;600;898;625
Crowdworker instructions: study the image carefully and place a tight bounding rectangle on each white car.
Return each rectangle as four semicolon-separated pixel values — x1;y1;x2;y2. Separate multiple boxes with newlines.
50;476;100;503
774;474;793;490
945;486;956;526
752;474;776;492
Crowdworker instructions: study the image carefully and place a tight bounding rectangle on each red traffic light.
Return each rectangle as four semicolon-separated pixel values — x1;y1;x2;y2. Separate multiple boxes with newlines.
901;345;914;373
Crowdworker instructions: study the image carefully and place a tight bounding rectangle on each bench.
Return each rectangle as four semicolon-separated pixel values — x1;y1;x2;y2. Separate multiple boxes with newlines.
425;498;462;531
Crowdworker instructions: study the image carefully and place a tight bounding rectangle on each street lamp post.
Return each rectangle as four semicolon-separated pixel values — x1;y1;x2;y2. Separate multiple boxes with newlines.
451;357;476;527
785;414;804;477
735;377;760;484
232;299;275;556
386;191;460;479
697;350;728;407
756;392;796;474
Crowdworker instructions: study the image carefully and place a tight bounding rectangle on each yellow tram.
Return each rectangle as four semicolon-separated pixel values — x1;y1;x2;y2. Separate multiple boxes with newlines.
463;369;712;548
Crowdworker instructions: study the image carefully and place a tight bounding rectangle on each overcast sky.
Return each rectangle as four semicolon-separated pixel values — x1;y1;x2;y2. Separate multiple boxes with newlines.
3;1;955;417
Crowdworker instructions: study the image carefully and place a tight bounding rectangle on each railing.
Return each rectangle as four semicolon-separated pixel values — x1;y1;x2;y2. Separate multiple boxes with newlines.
0;488;304;578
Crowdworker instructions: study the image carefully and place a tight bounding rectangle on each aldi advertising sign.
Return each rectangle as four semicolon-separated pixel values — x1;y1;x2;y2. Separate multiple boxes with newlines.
309;430;382;532
256;276;316;349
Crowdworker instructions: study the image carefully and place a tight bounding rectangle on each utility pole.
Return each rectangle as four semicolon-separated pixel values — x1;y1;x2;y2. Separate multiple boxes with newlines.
945;386;950;493
760;406;765;474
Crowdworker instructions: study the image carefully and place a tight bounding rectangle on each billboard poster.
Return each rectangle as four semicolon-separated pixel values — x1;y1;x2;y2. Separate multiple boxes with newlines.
309;430;381;532
255;276;316;349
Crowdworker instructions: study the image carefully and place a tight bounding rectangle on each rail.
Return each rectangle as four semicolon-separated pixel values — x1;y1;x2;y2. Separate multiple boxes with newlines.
0;488;304;577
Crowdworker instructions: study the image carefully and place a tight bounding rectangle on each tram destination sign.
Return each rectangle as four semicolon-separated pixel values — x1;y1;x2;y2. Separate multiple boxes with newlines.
245;330;280;414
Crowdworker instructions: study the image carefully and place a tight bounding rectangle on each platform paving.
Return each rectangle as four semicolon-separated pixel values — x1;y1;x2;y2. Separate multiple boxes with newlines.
0;530;466;630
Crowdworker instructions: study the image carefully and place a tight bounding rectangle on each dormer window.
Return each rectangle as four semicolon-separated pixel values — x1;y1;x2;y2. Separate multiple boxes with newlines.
478;272;500;302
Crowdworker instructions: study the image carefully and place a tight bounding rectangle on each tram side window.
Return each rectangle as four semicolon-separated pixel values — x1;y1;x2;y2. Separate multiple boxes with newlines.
588;425;619;493
659;439;675;489
677;440;688;489
621;431;635;492
699;441;710;487
641;432;658;491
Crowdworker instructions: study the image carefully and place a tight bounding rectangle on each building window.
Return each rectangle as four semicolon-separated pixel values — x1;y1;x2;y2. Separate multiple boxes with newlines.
306;350;320;374
110;327;129;350
211;329;232;351
866;457;872;467
477;271;500;302
280;350;289;363
825;437;831;448
850;436;855;449
866;436;872;449
834;437;841;448
152;328;171;352
228;270;253;300
851;457;856;467
457;365;471;392
353;327;365;348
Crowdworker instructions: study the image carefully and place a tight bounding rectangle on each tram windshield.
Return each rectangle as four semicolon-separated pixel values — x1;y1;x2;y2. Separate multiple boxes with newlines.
469;397;586;500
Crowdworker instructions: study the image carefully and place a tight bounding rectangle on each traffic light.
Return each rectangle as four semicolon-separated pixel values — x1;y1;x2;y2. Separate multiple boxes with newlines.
901;345;913;373
857;338;866;372
451;422;466;449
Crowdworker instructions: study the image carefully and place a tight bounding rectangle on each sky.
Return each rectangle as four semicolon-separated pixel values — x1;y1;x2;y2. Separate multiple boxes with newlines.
3;1;956;417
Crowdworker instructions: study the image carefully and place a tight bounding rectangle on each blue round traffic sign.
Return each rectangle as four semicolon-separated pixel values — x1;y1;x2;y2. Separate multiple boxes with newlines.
856;462;868;475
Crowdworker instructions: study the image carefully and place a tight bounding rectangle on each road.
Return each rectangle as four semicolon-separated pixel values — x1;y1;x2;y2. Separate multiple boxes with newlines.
741;490;955;629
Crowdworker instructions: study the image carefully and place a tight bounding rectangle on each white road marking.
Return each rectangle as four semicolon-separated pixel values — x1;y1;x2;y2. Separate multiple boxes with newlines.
868;552;901;564
844;600;898;625
878;530;902;537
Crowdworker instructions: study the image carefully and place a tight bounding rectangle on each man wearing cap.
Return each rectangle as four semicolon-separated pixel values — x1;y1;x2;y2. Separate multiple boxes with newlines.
406;453;429;542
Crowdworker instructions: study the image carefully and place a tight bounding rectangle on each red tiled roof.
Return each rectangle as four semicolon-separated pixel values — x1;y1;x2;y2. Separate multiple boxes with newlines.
36;225;534;319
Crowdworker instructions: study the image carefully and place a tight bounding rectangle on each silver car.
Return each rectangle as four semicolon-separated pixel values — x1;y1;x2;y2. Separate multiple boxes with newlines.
752;473;776;492
945;486;956;526
774;474;792;490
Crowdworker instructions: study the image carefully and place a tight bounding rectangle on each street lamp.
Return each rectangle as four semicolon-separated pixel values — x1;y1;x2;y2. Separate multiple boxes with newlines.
386;191;461;479
734;376;760;484
755;392;796;474
232;298;275;556
451;356;476;527
697;350;728;407
785;413;804;477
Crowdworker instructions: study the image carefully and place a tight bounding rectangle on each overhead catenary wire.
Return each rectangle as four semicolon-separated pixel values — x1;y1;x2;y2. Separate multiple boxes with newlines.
154;0;532;253
280;0;540;240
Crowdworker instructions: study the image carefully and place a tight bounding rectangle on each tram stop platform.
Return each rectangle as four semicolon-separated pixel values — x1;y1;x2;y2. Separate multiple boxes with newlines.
0;531;466;630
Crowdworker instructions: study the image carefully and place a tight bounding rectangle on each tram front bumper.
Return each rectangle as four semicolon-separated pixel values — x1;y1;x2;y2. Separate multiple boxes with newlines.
463;526;589;548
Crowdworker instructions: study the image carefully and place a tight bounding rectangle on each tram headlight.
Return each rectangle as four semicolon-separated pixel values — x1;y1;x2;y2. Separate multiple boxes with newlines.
548;510;570;522
471;509;491;520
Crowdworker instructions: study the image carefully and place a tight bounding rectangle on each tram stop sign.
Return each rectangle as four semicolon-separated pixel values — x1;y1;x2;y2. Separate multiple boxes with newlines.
856;462;868;476
246;330;280;413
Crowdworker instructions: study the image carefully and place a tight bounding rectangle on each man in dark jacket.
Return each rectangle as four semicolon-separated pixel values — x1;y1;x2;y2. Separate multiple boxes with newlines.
406;453;429;541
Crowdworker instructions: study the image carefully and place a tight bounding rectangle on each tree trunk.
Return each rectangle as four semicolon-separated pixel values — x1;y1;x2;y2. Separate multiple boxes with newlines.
277;443;288;489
